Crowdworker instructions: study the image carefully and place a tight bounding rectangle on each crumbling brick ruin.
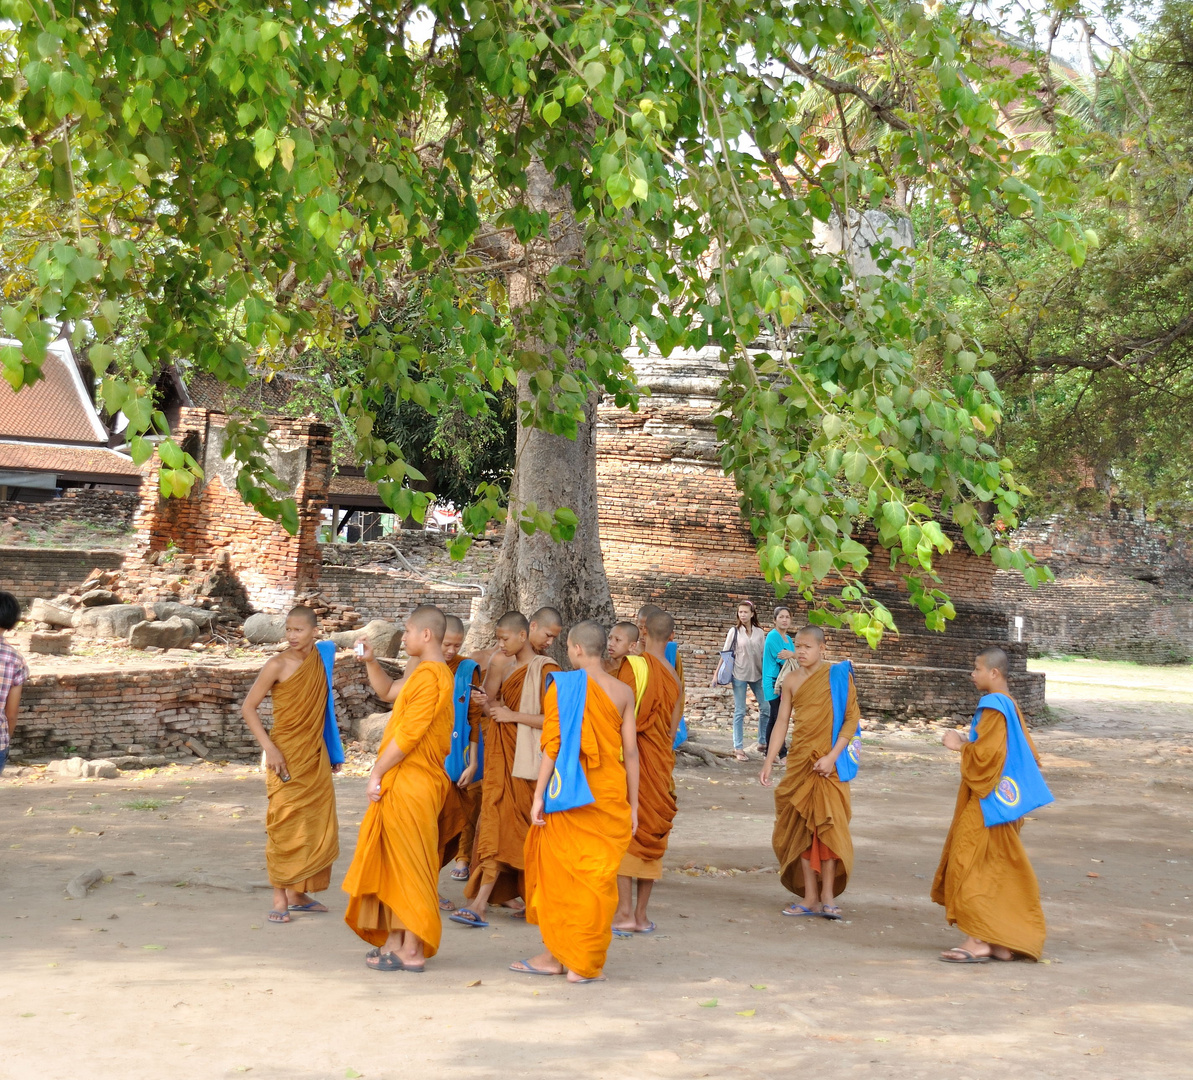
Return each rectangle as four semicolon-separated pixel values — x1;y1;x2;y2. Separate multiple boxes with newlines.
125;407;330;613
595;347;1046;719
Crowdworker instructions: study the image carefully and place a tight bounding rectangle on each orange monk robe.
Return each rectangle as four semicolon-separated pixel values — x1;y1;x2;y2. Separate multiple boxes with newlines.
617;653;680;880
771;663;859;899
264;648;339;893
465;660;559;905
437;656;484;869
343;662;454;954
525;679;632;979
931;704;1047;960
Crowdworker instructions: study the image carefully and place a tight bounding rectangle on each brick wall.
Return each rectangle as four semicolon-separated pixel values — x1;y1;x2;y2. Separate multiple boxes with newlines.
596;346;1045;717
11;652;395;759
125;408;332;612
996;515;1193;663
0;546;125;605
0;488;138;532
318;565;481;625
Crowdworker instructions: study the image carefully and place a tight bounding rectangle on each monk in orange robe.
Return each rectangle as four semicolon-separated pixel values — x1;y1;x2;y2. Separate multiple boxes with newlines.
761;625;859;920
934;647;1047;962
241;605;340;925
612;609;682;935
342;605;455;972
511;620;639;982
439;615;487;878
455;609;560;927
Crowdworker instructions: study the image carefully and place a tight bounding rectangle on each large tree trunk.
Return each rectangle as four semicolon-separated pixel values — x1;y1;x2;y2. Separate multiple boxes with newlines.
468;160;615;653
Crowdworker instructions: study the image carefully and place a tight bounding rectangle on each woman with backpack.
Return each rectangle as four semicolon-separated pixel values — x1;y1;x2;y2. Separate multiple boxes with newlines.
715;600;769;761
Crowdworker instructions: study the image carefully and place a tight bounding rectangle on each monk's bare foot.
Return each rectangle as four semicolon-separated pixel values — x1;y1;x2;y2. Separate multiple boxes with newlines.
509;951;564;976
501;899;526;912
566;969;606;983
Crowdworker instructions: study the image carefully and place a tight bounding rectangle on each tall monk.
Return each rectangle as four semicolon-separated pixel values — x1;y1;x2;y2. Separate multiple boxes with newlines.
439;615;488;883
241;605;341;925
454;610;559;928
612;609;682;935
342;604;455;972
760;625;860;920
934;647;1050;963
511;621;640;982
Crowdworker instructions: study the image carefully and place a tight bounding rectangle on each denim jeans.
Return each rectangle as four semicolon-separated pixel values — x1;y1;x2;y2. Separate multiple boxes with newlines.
0;748;7;776
731;678;769;750
763;696;787;759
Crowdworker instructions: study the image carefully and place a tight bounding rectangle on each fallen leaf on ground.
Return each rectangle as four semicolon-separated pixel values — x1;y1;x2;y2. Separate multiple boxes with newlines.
1087;872;1100;878
698;1000;718;1008
345;1070;363;1078
465;979;481;987
750;984;767;990
736;1009;756;1017
1086;1047;1105;1056
142;944;165;950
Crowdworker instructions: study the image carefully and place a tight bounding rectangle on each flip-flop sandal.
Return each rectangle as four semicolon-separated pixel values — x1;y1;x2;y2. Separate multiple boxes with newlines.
939;949;990;964
450;865;470;881
781;904;823;917
439;895;457;912
568;975;606;984
366;951;403;971
287;902;328;912
821;905;843;921
267;910;291;923
449;908;490;928
733;750;749;761
509;958;562;976
636;921;657;934
611;928;634;939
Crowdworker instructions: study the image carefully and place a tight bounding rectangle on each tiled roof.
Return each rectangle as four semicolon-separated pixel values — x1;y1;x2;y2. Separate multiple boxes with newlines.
0;338;108;443
0;441;142;479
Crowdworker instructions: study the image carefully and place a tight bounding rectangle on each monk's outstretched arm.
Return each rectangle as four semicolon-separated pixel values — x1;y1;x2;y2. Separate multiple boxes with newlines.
759;684;793;787
620;698;640;835
241;658;287;775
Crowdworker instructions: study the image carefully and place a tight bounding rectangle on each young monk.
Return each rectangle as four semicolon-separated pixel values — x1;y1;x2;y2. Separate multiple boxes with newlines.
455;610;559;928
934;646;1051;963
760;626;860;920
342;605;455;972
604;620;639;676
528;606;563;657
612;609;683;936
440;615;488;883
512;621;640;982
242;606;342;925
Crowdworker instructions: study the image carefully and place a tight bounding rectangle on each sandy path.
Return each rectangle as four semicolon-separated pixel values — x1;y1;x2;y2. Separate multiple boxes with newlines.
2;668;1191;1080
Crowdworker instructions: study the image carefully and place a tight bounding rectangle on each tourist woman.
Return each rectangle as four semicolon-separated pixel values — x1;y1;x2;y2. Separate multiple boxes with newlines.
719;600;769;761
760;605;796;758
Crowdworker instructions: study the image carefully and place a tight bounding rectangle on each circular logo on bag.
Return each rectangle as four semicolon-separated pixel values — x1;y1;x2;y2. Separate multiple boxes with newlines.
995;775;1020;807
847;736;862;764
548;769;562;799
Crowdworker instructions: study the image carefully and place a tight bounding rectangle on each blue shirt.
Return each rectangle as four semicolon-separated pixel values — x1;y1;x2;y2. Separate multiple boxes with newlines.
762;628;793;700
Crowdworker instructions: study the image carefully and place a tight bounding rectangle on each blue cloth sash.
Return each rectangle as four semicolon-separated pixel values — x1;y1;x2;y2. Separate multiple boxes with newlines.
969;693;1054;826
665;641;688;748
830;660;860;782
315;640;346;767
543;670;595;814
444;658;480;783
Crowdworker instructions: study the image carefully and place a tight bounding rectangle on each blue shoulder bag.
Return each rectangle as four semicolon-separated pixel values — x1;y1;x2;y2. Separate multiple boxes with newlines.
543;670;595;814
444;658;481;783
970;693;1054;827
666;641;688;749
829;660;861;782
315;640;346;767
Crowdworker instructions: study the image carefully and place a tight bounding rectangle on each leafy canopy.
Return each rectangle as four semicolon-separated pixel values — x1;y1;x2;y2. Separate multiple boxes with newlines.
0;0;1092;643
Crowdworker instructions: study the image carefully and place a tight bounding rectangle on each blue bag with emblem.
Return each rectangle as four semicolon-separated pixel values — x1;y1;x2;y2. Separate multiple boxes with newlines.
829;659;861;783
970;693;1053;826
315;640;346;767
444;659;481;784
665;641;688;749
543;670;595;815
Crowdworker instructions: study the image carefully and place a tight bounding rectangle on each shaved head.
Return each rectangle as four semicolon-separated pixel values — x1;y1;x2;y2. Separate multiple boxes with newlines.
497;610;530;634
795;625;825;644
568;619;607;658
645;610;675;641
637;603;663;621
444;614;465;636
612;620;639;642
407;604;447;641
976;646;1009;676
287;605;317;627
529;606;563;629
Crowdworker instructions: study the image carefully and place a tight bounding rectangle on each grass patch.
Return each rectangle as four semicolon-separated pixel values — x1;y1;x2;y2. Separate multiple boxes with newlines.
123;799;164;811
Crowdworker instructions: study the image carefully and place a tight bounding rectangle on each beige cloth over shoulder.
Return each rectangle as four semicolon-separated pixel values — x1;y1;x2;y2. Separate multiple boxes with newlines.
511;654;554;780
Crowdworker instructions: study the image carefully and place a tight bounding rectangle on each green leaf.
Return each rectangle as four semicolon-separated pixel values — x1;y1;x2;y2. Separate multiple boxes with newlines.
542;101;561;126
583;61;606;88
698;999;718;1008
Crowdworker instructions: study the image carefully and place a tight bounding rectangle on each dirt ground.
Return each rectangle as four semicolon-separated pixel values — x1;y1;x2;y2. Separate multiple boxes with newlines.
2;657;1191;1080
